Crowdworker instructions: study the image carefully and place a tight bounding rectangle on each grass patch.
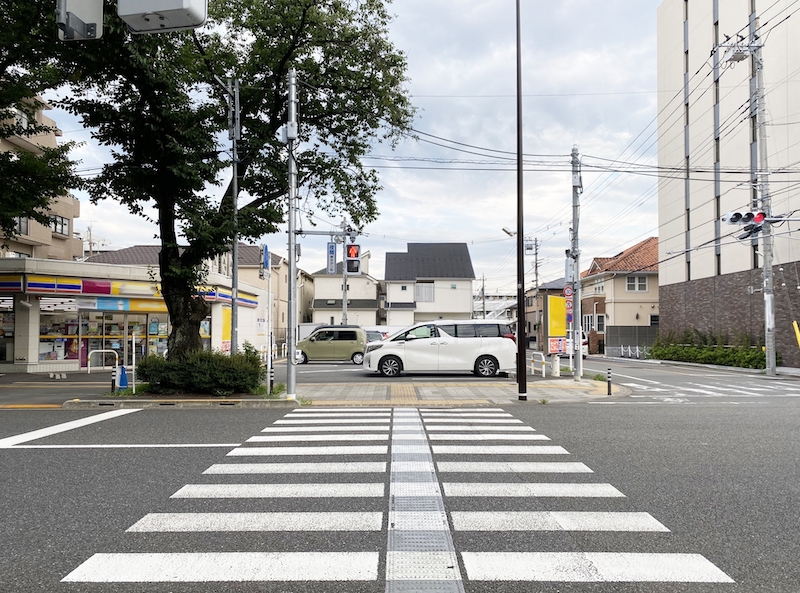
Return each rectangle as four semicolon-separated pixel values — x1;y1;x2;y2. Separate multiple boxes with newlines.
538;398;550;404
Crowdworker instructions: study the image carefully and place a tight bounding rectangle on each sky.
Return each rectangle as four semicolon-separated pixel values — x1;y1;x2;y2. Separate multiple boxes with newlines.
53;0;665;294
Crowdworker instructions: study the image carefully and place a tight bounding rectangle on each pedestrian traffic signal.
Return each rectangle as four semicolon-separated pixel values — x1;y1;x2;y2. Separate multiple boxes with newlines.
346;244;361;275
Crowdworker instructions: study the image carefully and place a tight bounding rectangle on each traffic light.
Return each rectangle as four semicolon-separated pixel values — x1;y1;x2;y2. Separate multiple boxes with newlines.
345;244;361;275
722;211;766;240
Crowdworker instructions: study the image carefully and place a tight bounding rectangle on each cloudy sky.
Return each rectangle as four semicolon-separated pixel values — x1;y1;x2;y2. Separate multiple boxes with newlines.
56;0;664;294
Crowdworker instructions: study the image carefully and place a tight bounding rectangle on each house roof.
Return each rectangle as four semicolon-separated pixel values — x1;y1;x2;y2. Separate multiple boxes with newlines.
584;237;658;277
385;243;475;281
86;243;278;268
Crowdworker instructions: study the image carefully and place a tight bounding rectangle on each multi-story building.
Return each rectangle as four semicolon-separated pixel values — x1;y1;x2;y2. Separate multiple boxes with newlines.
657;0;800;366
311;251;380;327
384;243;475;326
1;100;82;261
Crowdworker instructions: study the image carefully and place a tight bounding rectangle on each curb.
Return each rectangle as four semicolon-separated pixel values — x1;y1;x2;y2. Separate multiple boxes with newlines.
61;398;301;409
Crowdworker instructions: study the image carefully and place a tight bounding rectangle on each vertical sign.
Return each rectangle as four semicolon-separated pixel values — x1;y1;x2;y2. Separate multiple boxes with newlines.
326;242;337;274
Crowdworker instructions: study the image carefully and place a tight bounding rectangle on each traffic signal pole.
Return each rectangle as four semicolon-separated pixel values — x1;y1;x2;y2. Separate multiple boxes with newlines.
286;69;298;399
571;146;583;380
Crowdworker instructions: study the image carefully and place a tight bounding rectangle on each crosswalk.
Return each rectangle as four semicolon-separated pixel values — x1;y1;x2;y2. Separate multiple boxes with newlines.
618;377;800;403
62;406;734;589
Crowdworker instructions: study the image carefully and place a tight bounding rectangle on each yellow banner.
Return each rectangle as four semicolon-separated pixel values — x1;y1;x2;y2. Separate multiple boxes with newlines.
548;295;567;337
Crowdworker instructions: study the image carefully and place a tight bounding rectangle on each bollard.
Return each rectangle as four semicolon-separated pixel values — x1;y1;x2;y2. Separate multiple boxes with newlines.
607;368;612;396
111;368;117;392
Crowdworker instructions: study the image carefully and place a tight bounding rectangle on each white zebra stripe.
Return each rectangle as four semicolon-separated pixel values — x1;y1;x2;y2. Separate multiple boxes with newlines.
127;512;383;532
443;482;624;498
450;511;669;532
171;483;384;498
203;462;387;474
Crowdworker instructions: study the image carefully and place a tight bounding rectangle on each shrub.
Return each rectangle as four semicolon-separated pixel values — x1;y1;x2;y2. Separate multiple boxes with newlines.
137;346;265;395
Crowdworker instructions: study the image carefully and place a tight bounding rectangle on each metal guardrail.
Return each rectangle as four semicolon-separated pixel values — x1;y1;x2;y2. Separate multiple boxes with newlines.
530;352;548;377
87;349;119;373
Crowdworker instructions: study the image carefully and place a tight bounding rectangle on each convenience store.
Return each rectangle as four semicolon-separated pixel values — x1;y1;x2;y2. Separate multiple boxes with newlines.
0;258;268;374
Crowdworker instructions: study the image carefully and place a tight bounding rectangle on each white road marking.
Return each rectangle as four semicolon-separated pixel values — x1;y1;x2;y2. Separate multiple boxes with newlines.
436;461;592;473
171;483;385;498
425;425;535;432
203;462;387;474
62;552;379;582
0;409;140;448
427;434;550;441
283;412;391;417
386;552;463;580
451;511;669;532
246;434;388;442
227;445;388;456
422;418;522;424
443;482;625;497
291;407;389;412
461;552;733;582
274;418;390;424
432;445;569;455
127;512;383;532
10;443;240;449
261;425;389;432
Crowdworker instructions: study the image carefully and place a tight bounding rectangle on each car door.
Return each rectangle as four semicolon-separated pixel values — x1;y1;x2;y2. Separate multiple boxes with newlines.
400;324;439;371
307;330;335;360
334;330;359;360
436;323;476;371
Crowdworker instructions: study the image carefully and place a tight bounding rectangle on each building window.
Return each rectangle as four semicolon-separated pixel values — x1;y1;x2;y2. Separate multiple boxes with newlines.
15;108;29;130
650;315;659;326
49;215;68;236
450;284;457;290
14;217;29;236
594;280;605;294
597;315;605;333
401;285;407;291
583;314;594;332
626;276;648;292
415;282;434;303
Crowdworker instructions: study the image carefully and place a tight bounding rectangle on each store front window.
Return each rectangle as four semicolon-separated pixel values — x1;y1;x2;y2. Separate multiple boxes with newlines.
0;298;13;362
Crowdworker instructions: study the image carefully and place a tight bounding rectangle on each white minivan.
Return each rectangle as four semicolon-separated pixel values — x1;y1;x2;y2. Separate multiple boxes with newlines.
363;320;517;377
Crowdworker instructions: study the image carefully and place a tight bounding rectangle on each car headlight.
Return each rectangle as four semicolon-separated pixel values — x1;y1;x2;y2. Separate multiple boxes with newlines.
366;343;383;354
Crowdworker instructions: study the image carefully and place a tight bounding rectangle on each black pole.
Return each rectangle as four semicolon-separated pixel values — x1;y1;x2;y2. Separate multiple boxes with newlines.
515;0;527;401
607;368;612;396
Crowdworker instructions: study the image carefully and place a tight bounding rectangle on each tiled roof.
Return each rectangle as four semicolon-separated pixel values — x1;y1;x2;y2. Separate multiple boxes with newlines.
85;243;269;267
584;237;658;277
385;243;475;281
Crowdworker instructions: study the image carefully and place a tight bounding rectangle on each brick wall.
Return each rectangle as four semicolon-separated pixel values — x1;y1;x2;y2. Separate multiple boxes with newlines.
660;264;800;368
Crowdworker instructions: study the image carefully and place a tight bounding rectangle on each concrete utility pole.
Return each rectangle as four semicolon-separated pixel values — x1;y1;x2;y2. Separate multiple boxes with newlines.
533;238;540;349
571;146;583;380
341;221;349;325
286;69;298;399
227;78;241;356
718;23;775;376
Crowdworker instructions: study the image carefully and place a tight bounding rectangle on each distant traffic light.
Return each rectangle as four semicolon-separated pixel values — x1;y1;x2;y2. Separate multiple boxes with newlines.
722;211;767;239
346;244;361;275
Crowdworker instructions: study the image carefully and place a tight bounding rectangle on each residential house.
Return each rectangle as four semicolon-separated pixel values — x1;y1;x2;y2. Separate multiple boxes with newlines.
525;278;568;352
384;243;475;326
580;237;659;355
1;100;82;261
266;252;313;347
658;0;800;367
311;251;380;326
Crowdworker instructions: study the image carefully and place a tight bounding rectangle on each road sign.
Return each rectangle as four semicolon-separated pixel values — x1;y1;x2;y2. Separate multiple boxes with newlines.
326;242;336;274
565;299;574;310
563;286;574;297
567;313;573;323
548;337;567;354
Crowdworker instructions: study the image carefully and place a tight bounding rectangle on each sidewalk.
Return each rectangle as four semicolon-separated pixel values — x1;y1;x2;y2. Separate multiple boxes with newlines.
0;369;626;408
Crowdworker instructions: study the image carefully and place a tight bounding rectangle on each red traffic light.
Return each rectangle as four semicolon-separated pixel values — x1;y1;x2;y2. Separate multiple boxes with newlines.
346;244;360;259
752;211;766;224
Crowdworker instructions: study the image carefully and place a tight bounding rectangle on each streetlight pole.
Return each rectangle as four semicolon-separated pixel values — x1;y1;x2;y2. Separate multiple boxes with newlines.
514;0;527;400
286;69;298;399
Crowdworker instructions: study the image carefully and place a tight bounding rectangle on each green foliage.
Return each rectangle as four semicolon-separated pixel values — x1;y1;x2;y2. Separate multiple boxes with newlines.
651;329;778;369
137;350;266;395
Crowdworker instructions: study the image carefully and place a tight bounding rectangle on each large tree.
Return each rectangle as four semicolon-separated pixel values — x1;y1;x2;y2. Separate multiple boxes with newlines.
0;0;83;242
56;0;414;359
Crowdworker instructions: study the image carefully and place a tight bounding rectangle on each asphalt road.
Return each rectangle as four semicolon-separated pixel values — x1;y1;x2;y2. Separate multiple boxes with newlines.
1;402;798;592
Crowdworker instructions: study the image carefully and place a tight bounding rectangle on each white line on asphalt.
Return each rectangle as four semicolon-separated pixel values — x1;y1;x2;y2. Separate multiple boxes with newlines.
274;419;390;424
261;426;389;432
171;483;385;498
443;482;625;497
418;407;506;412
436;462;592;473
246;434;388;442
10;443;240;449
425;425;535;432
290;407;390;412
227;445;388;456
585;369;661;384
283;412;391;417
203;462;387;474
127;512;384;532
0;409;140;448
427;434;550;441
420;412;514;417
450;511;669;532
62;552;379;582
460;552;734;582
432;445;569;455
422;418;522;424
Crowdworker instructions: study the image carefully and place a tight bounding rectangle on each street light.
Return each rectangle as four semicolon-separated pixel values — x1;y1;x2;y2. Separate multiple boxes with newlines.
514;0;527;401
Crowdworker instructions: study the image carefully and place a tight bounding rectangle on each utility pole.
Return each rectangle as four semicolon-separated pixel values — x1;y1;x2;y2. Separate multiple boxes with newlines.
533;238;540;350
482;275;486;319
571;146;583;380
718;23;775;375
285;69;298;399
514;0;527;401
341;221;349;325
227;78;241;356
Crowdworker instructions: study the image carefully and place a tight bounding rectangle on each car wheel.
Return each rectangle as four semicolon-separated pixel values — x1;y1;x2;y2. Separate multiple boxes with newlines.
352;352;364;365
297;351;308;364
379;356;402;377
474;355;498;377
